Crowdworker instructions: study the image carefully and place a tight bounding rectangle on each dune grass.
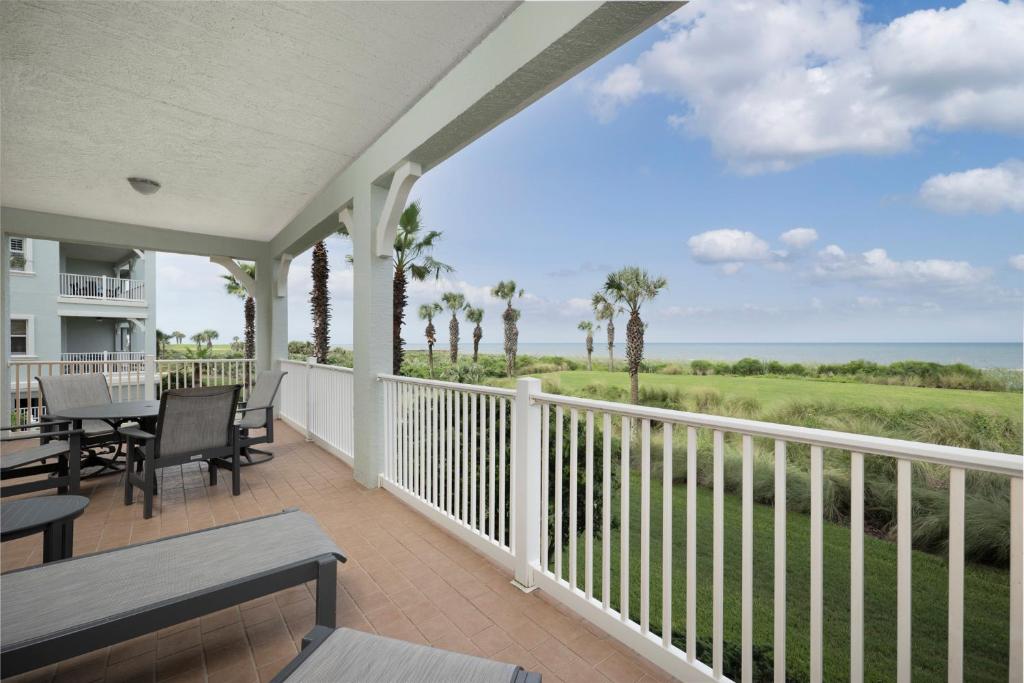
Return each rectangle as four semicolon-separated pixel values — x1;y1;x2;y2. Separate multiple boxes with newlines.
554;471;1011;682
526;370;1021;417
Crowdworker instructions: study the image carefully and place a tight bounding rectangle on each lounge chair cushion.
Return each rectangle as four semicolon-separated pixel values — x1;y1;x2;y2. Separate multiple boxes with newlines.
1;511;341;650
0;441;69;471
284;628;522;682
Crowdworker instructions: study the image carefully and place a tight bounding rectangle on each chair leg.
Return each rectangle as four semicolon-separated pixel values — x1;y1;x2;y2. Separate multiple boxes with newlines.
143;448;155;519
209;459;218;486
123;442;135;505
232;447;241;496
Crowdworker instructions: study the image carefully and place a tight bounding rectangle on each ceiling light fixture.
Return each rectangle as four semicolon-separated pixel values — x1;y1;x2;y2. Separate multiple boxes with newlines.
127;177;161;196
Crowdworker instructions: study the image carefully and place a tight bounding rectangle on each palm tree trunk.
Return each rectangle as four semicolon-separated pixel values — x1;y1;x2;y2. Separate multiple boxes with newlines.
428;343;435;378
473;325;482;363
244;296;255;360
449;316;459;364
502;306;516;378
586;334;593;371
310;240;330;364
626;312;643;404
606;320;615;371
393;269;407;375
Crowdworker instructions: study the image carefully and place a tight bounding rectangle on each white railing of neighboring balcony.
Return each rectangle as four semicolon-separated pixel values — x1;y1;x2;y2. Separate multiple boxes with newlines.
60;351;146;362
279;358;354;463
59;273;145;302
8;357;256;424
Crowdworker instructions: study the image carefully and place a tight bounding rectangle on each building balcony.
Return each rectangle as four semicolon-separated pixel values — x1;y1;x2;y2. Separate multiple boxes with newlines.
59;273;145;304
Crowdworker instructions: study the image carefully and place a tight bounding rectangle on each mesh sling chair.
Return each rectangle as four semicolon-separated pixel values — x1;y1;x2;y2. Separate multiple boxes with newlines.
236;370;286;466
121;385;241;518
1;421;84;497
37;373;125;476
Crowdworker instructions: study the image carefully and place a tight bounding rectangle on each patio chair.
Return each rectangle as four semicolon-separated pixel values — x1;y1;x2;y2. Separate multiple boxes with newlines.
37;373;123;474
122;385;241;518
273;626;541;683
0;509;344;677
1;421;83;497
236;370;287;465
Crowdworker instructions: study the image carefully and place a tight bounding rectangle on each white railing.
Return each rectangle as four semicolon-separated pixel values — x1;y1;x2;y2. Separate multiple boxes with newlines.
379;374;518;567
8;358;256;423
363;375;1020;683
279;359;355;462
59;273;145;302
155;358;255;403
61;351;146;362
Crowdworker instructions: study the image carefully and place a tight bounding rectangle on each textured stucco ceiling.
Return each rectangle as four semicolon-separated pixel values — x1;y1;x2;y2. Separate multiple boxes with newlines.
0;1;517;240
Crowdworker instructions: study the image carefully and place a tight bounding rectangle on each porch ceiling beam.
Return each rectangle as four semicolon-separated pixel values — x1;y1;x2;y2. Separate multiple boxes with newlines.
1;207;266;260
210;256;256;297
269;1;681;258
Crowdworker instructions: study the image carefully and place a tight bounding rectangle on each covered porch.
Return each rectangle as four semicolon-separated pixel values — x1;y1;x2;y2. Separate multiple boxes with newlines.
2;421;657;683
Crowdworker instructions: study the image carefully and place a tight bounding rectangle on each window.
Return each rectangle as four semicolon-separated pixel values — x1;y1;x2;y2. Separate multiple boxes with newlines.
10;317;32;355
9;237;28;272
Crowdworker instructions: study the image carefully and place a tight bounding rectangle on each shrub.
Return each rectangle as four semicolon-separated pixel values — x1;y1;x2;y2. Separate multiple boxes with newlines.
732;357;765;376
690;359;713;375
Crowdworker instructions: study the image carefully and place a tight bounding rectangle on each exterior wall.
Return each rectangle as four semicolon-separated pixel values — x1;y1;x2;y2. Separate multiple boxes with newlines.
7;237;157;359
8;238;60;359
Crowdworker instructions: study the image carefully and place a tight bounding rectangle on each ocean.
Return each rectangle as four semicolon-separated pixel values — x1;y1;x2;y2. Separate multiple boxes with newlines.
400;342;1022;369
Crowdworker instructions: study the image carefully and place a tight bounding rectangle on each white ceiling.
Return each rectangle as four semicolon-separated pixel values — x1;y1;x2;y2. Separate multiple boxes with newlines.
0;1;517;240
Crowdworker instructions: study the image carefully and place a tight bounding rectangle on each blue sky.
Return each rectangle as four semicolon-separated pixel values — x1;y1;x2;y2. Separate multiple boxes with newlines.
158;0;1023;345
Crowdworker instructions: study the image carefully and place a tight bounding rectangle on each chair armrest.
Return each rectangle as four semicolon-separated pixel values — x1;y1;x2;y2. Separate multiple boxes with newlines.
237;404;272;413
1;420;71;432
0;428;83;442
120;426;155;440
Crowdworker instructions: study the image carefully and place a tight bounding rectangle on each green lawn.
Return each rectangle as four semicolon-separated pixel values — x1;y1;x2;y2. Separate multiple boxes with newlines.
555;472;1010;682
530;370;1021;417
164;343;236;353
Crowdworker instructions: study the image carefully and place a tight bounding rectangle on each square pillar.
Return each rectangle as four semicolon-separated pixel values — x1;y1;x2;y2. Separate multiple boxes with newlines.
1;230;11;428
350;183;391;488
255;253;289;375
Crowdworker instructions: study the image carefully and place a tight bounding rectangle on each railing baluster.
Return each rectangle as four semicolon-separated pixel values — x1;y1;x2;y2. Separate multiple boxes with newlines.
447;390;454;517
897;458;912;683
1010;477;1023;682
850;450;863;683
662;422;673;649
947;466;965;683
479;393;487;536
489;395;496;541
713;429;724;679
462;392;469;525
602;412;612;611
542;403;550;573
569;409;579;591
687;426;697;662
555;406;564;583
470;393;477;531
640;418;651;634
742;433;753;683
432;388;439;508
775;440;788;683
810;445;824;683
585;410;594;600
621;415;630;622
499;397;507;547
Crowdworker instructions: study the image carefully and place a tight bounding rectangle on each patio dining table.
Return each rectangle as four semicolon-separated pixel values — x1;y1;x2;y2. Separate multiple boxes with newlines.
48;400;161;477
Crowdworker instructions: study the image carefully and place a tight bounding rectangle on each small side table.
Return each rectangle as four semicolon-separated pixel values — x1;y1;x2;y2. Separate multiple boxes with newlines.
1;495;89;563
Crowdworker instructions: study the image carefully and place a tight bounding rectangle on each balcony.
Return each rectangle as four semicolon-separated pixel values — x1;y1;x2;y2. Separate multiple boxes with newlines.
59;273;145;303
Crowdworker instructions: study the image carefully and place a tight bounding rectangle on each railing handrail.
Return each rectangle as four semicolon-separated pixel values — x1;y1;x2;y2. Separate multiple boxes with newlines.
377;372;517;397
154;358;255;364
533;390;1022;477
59;272;145;301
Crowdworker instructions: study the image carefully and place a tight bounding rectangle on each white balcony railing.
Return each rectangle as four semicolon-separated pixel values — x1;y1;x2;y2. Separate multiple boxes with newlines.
59;273;145;302
276;369;1017;683
60;351;146;363
8;358;255;425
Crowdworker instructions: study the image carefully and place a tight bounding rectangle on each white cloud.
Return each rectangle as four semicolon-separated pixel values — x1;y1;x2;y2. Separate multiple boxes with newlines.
591;0;1024;172
920;159;1024;213
780;227;819;249
1010;254;1024;271
688;229;772;273
814;246;990;287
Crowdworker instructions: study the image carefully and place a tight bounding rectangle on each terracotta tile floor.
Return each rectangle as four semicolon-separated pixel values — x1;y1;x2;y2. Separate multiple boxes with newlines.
2;422;676;683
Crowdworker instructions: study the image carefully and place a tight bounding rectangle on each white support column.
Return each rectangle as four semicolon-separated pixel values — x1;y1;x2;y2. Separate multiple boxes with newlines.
255;253;290;378
350;182;392;488
1;231;11;428
144;354;156;400
513;377;542;590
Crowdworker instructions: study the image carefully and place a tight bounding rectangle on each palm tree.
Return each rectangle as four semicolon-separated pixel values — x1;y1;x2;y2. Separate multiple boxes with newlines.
465;306;484;363
602;267;667;404
592;292;620;371
309;241;330;363
202;329;219;350
491;280;523;377
155;329;169;358
231;336;241;352
221;263;257;360
441;292;466;364
190;332;206;350
172;330;185;345
344;202;452;374
578;321;598;371
419;302;442;378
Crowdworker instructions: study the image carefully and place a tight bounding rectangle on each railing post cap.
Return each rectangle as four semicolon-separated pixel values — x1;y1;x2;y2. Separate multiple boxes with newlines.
516;376;542;394
306;356;317;365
